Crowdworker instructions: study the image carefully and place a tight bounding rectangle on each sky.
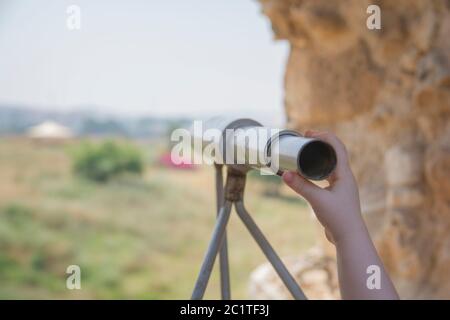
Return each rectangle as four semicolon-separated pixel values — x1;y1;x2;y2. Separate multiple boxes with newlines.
0;0;289;125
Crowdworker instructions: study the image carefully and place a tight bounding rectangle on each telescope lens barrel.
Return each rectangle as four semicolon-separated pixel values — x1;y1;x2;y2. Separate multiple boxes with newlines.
270;135;337;180
296;140;337;180
189;118;337;180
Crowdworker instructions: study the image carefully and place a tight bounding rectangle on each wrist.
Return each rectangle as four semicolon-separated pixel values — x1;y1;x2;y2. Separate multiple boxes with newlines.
334;227;371;250
332;217;370;248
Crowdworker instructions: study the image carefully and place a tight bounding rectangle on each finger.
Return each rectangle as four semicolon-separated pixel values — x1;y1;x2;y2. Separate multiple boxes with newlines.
324;229;335;244
306;131;350;176
326;170;338;185
304;129;321;137
282;171;324;203
307;131;347;160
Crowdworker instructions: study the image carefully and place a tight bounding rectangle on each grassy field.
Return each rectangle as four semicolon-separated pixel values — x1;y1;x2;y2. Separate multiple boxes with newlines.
0;137;317;299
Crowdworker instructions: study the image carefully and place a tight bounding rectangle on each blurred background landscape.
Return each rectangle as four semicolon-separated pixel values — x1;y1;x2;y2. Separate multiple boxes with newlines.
0;0;315;299
2;0;449;300
0;133;314;299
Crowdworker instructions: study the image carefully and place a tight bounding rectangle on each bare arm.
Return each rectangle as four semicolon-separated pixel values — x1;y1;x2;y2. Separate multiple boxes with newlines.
282;131;399;300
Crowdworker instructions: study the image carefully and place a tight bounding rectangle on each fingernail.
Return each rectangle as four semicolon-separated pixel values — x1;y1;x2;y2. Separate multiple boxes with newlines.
305;130;316;137
283;171;294;183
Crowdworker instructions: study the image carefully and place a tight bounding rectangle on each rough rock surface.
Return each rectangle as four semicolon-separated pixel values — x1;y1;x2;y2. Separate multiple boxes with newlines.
251;0;450;299
249;247;340;299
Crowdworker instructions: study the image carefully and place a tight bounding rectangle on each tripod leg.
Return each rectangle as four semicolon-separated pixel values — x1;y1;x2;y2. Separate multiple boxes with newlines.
191;201;233;300
234;201;307;300
215;164;231;299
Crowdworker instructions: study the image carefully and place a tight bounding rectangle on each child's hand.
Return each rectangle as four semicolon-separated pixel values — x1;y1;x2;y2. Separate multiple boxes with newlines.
282;131;365;245
283;131;399;299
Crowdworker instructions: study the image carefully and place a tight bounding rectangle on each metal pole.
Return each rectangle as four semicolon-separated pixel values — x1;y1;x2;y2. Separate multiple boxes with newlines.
191;201;233;300
215;164;231;299
234;201;307;300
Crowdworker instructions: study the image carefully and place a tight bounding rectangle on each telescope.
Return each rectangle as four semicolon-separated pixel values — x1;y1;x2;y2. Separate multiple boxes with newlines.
189;117;337;301
190;117;337;180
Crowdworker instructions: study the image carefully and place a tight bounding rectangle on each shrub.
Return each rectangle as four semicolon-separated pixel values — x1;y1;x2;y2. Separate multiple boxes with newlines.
72;141;144;183
2;203;33;226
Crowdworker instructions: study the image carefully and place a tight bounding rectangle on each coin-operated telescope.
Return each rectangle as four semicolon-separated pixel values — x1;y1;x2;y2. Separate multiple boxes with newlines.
189;117;337;300
190;117;336;180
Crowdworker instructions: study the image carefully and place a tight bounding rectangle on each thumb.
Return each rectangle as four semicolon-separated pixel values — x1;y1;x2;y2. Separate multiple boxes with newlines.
282;171;324;203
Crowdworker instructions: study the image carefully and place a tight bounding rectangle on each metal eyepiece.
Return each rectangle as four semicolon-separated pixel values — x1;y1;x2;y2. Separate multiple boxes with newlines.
269;133;337;180
297;140;337;180
190;117;337;180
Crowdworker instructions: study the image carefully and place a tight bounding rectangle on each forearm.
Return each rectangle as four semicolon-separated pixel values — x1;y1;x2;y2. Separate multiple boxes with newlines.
282;132;400;299
335;223;399;300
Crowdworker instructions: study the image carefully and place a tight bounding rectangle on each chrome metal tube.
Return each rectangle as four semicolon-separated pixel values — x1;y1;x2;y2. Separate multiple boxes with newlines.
190;117;337;180
215;164;231;300
234;201;307;300
191;201;233;300
270;133;337;180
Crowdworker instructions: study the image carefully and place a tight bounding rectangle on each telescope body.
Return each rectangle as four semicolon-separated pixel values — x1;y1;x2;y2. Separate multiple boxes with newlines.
190;117;336;180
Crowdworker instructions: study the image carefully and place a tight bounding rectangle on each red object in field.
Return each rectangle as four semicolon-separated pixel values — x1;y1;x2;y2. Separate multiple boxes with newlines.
158;152;195;170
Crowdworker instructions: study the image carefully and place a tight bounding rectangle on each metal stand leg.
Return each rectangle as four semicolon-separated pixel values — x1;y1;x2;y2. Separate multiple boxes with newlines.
191;201;233;300
191;166;308;300
234;201;307;300
215;164;231;300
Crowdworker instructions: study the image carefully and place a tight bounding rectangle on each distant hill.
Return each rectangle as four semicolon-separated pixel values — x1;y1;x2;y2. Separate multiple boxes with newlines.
0;105;191;138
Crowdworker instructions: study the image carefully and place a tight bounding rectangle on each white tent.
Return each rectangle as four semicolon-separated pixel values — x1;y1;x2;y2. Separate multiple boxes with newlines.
27;121;73;140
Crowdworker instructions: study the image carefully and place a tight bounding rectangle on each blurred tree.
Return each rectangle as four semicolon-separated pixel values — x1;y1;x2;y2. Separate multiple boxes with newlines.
71;141;143;183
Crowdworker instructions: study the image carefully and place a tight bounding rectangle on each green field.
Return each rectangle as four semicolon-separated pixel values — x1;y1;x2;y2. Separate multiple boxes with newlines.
0;137;316;299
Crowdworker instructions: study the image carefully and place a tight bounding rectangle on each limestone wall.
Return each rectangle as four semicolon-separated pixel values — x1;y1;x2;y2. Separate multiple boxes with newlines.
255;0;450;299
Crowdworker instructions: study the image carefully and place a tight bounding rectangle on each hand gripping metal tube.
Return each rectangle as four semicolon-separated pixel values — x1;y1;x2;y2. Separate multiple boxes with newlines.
190;117;337;180
267;130;337;180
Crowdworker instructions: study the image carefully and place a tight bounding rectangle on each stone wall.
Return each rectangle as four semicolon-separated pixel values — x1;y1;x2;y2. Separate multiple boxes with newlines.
253;0;450;299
